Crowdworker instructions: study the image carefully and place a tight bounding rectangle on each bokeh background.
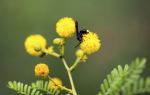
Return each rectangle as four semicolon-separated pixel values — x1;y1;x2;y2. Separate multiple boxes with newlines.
0;0;150;95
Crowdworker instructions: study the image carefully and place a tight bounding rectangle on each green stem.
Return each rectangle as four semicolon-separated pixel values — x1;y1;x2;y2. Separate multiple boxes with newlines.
62;58;78;95
43;49;60;58
51;52;60;58
54;39;78;95
60;45;64;56
69;58;81;72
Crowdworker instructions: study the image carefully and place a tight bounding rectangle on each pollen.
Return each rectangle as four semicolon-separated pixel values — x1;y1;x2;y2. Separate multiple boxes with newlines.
24;34;47;56
56;17;76;38
49;77;63;90
80;32;101;54
34;63;49;77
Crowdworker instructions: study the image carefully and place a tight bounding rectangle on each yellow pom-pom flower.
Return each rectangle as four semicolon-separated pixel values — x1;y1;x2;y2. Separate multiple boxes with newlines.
49;77;63;90
76;49;87;62
53;38;65;45
76;49;84;57
56;17;76;38
24;34;47;56
80;32;101;54
34;63;49;77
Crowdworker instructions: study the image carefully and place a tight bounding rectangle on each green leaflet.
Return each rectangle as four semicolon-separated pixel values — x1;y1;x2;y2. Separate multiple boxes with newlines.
97;58;148;95
7;80;60;95
122;77;150;95
7;81;42;95
98;65;129;95
31;80;60;95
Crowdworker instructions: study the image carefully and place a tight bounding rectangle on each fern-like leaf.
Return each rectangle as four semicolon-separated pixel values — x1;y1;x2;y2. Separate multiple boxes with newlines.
7;81;42;95
97;65;129;95
122;77;150;95
97;58;146;95
122;58;146;88
31;80;60;95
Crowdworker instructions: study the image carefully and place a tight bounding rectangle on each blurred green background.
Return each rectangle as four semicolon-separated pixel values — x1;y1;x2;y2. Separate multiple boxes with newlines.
0;0;150;95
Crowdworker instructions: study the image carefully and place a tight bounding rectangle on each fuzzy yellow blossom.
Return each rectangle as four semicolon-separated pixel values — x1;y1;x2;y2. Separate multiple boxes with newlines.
24;34;47;56
53;38;65;45
56;17;76;38
76;49;87;62
76;49;84;57
34;63;49;77
80;32;101;54
49;77;63;90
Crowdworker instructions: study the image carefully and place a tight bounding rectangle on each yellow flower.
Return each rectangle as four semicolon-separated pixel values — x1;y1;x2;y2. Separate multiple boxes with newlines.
76;49;84;57
34;63;49;77
80;32;101;54
56;17;76;38
53;38;65;45
76;49;87;62
49;77;63;90
24;34;47;56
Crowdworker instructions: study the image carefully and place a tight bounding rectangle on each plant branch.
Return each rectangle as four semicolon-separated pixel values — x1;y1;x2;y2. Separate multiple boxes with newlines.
69;57;81;72
43;49;60;58
61;58;78;95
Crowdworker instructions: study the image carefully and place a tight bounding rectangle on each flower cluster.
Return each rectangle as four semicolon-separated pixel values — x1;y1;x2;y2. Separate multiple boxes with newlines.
24;17;101;94
80;32;101;54
56;17;76;38
49;77;63;90
24;34;47;56
34;63;49;77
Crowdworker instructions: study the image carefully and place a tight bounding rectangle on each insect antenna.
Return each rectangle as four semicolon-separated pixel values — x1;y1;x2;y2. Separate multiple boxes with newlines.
75;20;81;41
74;20;81;48
75;20;79;35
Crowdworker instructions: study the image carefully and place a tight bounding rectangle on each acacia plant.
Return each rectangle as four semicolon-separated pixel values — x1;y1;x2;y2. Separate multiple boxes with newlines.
7;17;150;95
